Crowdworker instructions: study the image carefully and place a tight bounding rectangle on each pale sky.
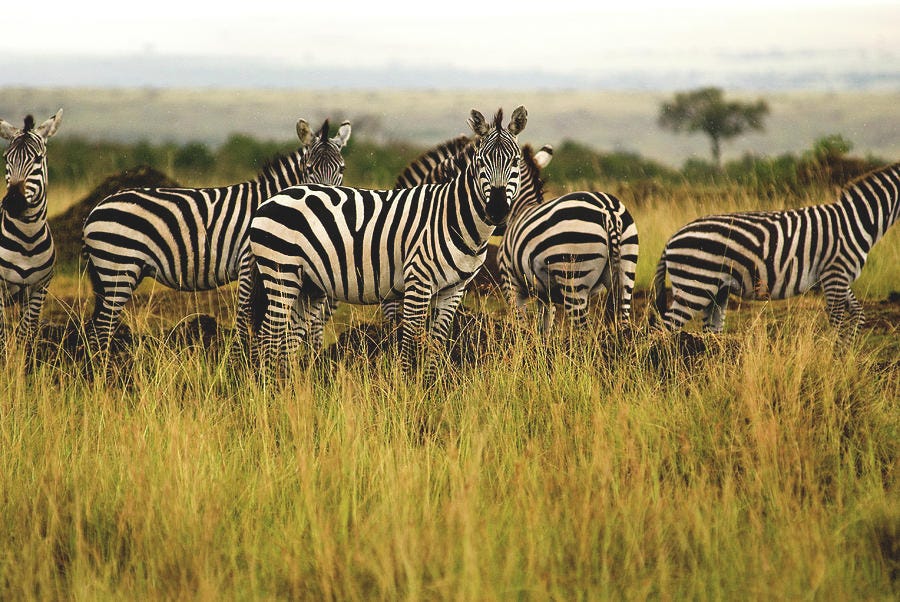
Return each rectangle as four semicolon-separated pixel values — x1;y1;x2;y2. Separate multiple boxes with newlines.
8;0;898;75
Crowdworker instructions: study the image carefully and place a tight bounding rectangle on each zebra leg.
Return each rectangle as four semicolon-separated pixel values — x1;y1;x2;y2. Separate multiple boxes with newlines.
381;298;402;329
234;249;257;358
824;277;865;340
15;284;49;357
291;294;331;354
563;291;590;331
399;283;432;376
256;264;302;381
87;265;141;355
823;278;851;331
845;290;866;337
538;301;556;335
662;295;697;332
703;287;731;334
0;295;7;351
424;285;466;381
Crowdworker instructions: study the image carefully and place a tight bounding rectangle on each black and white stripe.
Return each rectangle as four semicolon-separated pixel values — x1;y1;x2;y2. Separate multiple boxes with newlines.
249;107;528;378
83;118;351;351
0;110;63;349
498;146;639;332
652;162;900;335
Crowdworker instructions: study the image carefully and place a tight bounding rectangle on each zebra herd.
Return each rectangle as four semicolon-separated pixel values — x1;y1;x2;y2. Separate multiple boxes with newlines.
1;107;898;381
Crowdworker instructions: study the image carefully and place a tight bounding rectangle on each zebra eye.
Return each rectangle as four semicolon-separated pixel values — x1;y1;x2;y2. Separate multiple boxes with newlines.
339;165;345;173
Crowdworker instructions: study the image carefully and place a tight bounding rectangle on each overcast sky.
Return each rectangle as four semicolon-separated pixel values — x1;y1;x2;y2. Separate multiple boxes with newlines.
7;0;897;75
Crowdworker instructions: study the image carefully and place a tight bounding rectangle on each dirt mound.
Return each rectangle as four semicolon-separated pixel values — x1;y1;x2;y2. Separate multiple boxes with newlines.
49;165;180;264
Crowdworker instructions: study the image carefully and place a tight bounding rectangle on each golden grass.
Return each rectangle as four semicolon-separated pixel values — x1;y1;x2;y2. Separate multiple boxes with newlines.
1;176;896;598
0;308;896;598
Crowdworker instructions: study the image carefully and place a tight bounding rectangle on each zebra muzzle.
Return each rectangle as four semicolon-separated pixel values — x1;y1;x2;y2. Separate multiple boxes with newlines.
486;186;510;226
2;182;28;218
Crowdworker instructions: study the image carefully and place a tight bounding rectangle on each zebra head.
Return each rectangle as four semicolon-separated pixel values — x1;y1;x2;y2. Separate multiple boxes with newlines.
303;119;352;186
468;106;527;226
0;109;62;219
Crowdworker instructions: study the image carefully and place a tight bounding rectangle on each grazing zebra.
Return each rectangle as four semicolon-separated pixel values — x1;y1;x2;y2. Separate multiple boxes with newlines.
249;106;527;379
652;162;900;335
0;109;63;350
83;118;351;352
498;147;639;333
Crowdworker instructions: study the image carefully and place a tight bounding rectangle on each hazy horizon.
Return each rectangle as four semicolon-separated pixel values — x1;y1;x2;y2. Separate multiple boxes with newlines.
5;1;898;91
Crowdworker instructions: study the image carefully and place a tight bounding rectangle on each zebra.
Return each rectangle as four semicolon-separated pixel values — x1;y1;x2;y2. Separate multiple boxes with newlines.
377;133;547;327
395;137;640;334
498;146;639;334
249;106;527;379
0;109;63;351
83;118;351;353
652;162;900;336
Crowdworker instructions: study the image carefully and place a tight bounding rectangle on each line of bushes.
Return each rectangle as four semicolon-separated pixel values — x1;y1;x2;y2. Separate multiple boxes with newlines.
45;132;888;194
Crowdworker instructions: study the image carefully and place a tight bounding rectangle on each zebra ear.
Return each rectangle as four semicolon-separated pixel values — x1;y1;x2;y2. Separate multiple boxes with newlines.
533;145;553;169
508;105;527;135
468;109;490;137
0;119;19;141
296;119;313;145
35;109;63;141
332;121;351;148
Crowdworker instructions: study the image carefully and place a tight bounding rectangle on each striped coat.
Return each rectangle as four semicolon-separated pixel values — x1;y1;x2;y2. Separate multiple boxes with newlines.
0;110;63;348
83;119;350;352
249;107;528;378
653;162;900;335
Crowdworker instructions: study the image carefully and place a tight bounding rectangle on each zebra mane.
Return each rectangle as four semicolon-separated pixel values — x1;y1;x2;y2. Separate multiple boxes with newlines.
492;108;504;130
23;115;34;132
317;119;330;143
840;161;900;194
394;135;472;188
431;143;476;184
257;147;305;183
519;144;546;202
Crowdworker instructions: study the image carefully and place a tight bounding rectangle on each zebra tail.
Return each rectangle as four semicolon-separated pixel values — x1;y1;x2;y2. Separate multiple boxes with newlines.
248;261;268;335
650;250;668;328
605;212;624;323
83;253;107;323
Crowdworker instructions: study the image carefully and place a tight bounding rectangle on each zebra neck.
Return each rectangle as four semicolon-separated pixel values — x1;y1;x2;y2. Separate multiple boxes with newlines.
445;168;494;254
255;149;307;202
840;165;900;252
509;192;540;218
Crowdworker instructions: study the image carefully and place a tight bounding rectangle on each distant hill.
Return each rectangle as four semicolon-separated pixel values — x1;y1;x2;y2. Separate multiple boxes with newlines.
1;87;898;167
3;52;898;91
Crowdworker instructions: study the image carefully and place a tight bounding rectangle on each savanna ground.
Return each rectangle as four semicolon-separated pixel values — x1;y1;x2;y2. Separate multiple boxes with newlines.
1;147;899;596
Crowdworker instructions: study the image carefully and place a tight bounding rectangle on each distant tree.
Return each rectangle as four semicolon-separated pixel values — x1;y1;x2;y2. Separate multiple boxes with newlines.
659;87;769;168
807;133;853;163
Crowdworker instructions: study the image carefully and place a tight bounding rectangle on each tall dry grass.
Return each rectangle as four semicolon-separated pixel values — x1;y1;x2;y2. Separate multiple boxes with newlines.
0;307;896;598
